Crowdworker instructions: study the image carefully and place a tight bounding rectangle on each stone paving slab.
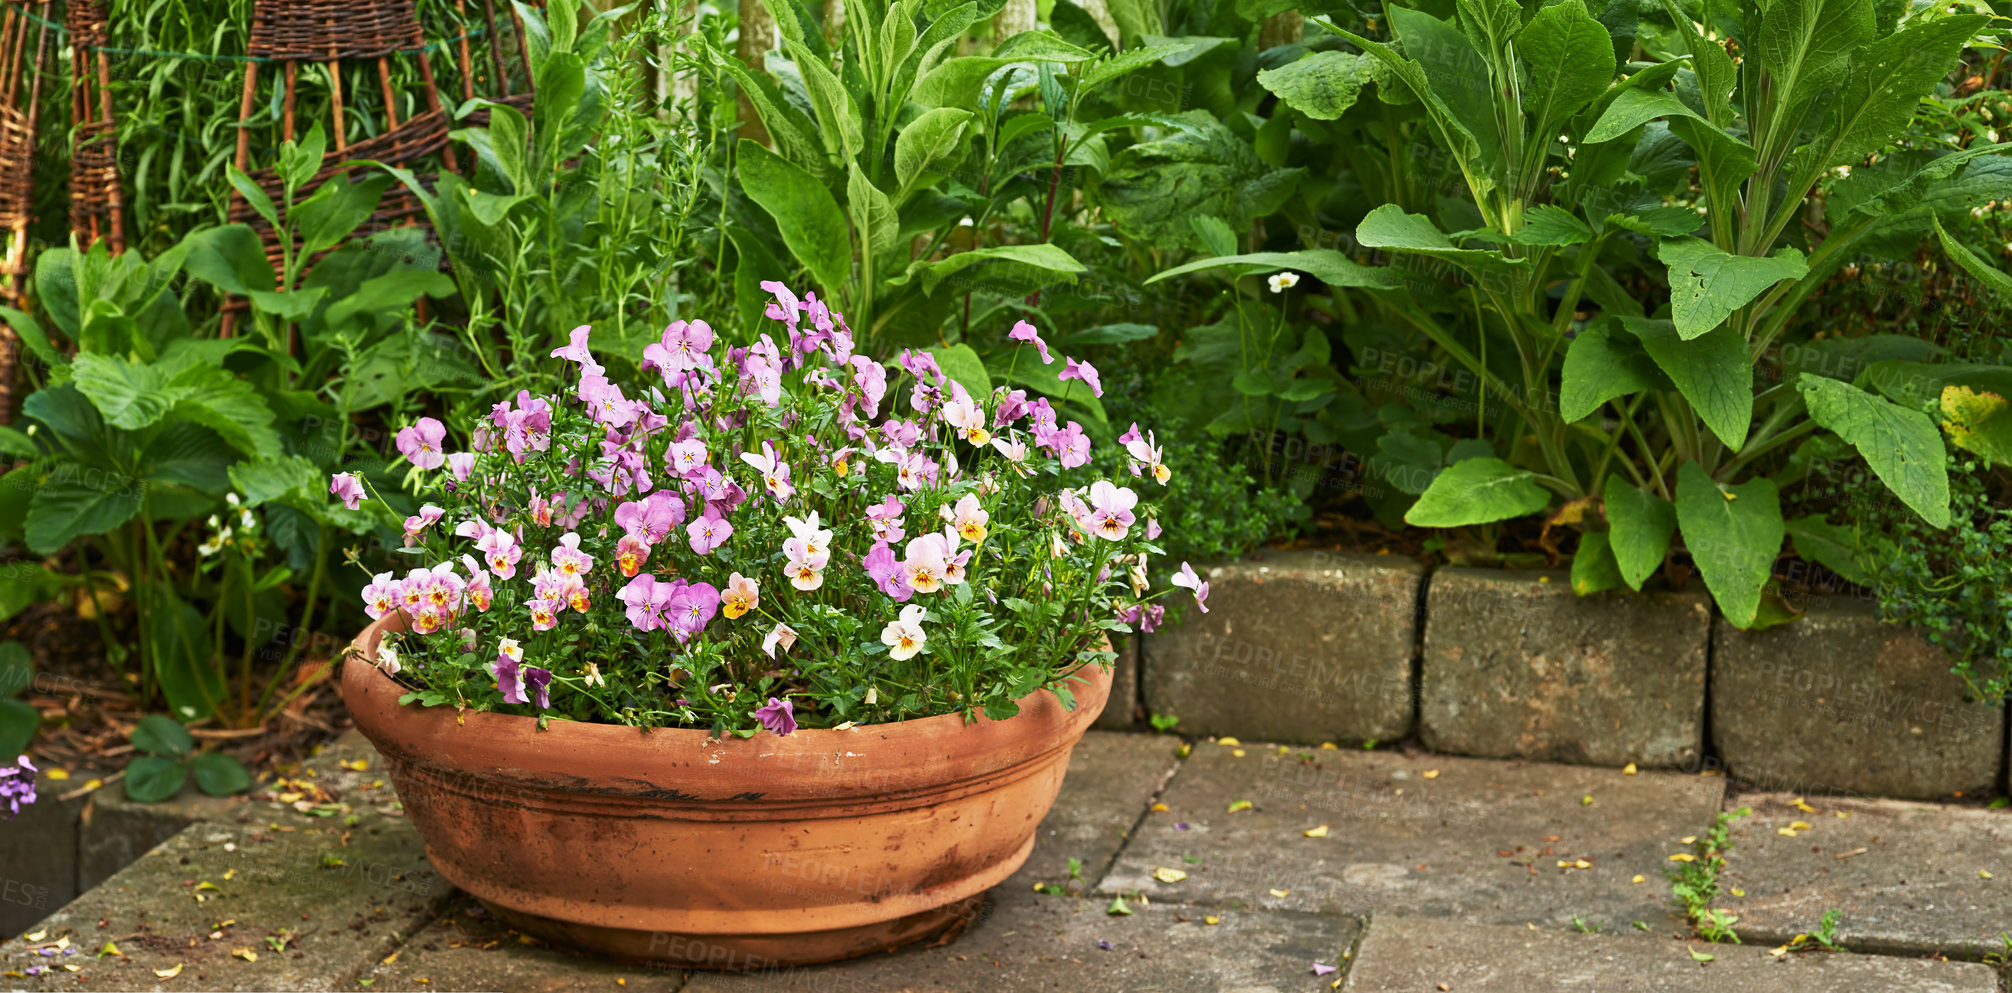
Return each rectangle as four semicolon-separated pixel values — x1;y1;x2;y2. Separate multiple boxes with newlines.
682;895;1359;993
0;733;452;991
1342;915;2001;992
1718;792;2012;956
357;897;685;992
1100;742;1728;931
1007;731;1182;896
1142;550;1421;746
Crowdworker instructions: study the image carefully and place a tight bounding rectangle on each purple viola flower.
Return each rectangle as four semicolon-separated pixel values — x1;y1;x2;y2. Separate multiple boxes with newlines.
760;281;802;329
1173;562;1211;614
687;511;733;555
754;697;797;737
445;452;475;482
495;653;526;705
993;388;1030;426
395;417;448;470
665;582;719;643
524;667;553;709
1;755;38;818
550;325;603;376
862;541;914;603
1009;320;1053;364
1051;421;1091;468
896;348;944;386
618;574;672;632
1059;357;1103;398
614;491;687;546
329;472;366;510
1096;939;1115;951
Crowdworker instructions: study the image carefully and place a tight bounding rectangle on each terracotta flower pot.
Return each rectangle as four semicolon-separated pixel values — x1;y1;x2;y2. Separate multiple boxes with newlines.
339;614;1111;969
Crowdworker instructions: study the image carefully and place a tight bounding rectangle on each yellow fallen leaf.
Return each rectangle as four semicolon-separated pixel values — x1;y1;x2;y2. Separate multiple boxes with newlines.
97;941;122;959
1227;800;1253;813
1319;742;1338;750
1276;745;1290;755
1232;749;1246;758
1150;802;1169;813
1982;870;1995;880
80;778;102;792
1837;811;1850;819
1574;859;1592;869
1793;800;1817;813
1722;491;1737;502
1203;916;1221;925
155;964;184;979
233;947;258;962
1303;825;1330;838
224;869;236;881
61;964;79;973
382;950;399;964
1582;794;1595;806
1681;836;1697;845
45;769;68;781
1153;867;1188;883
25;929;45;942
1770;945;1790;957
1789;820;1812;831
1777;826;1801;837
340;759;369;771
1268;888;1291;898
1668;853;1695;862
1216;736;1242;747
1556;860;1574;868
1631;874;1646;884
1730;887;1745;897
1622;763;1637;775
1422;770;1441;780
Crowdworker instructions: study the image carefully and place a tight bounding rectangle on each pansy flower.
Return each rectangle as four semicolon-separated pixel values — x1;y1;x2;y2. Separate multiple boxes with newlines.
396;417;448;470
880;604;928;661
721;573;759;619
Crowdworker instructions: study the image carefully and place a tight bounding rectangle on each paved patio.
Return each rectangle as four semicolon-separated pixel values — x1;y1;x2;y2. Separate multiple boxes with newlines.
3;732;2007;991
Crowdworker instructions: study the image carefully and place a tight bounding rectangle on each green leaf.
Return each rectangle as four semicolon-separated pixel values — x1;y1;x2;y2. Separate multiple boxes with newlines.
893;243;1085;296
141;421;236;492
925;344;991;402
785;38;863;164
1657;238;1808;340
1386;6;1499;173
1933;215;2012;309
1940;385;2012;468
1752;0;1873;121
1513;205;1594;246
1559;320;1665;422
25;473;143;556
123;755;188;803
0;305;67;371
1674;462;1785;629
191;752;254;796
0;641;28;699
1189;214;1237;257
132;713;194;758
292;173;394;258
1618;317;1754;450
1797;374;1950;528
1807;16;1988;176
168;365;283;458
1404;457;1551;527
1146;249;1404;288
894;107;973;201
1784;514;1872;587
737;140;853;298
148;590;222;721
1094;111;1303;243
1356;204;1522;275
70;353;174;430
713;51;828;181
1605;206;1704;238
225;164;279;231
1603;476;1675;591
1571;531;1626;595
229;454;323;507
847;165;900;268
1516;0;1615;144
1254;50;1387;120
182;224;277;294
0;699;35;759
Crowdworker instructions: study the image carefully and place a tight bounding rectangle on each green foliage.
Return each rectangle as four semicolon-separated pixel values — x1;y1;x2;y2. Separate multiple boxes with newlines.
0;642;37;759
1669;805;1751;943
124;712;252;803
1863;461;2012;703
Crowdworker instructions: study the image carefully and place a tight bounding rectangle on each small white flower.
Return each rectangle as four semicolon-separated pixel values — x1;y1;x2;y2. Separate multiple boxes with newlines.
1267;271;1300;293
225;492;241;508
864;686;878;706
498;637;523;663
763;622;798;658
377;644;402;676
880;604;928;661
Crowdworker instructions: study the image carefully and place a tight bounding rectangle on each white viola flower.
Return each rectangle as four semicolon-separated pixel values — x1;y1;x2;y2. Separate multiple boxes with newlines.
880;604;927;661
498;637;524;663
763;622;799;658
377;643;402;676
783;511;834;560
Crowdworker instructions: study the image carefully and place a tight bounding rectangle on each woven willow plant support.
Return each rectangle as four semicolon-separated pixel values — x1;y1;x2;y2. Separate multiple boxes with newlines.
67;0;123;258
0;0;55;425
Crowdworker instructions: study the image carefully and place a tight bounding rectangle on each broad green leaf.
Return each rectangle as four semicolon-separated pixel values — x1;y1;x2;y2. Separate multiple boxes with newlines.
1589;91;1700;146
784;38;863;163
1666;118;1759;228
1403;457;1551;527
229;454;324;507
132;713;194;758
1674;462;1784;629
1571;531;1626;595
1864;360;2012;409
925;344;991;402
168;365;283;458
847;165;900;268
737;140;853;298
1784;514;1873;587
1797;374;1950;528
1356;204;1523;274
1105;0;1161;45
1616;317;1753;450
892;243;1085;296
25;473;144;555
1188;214;1237;257
0;641;27;699
182;224;278;295
1803;15;1985;175
71;354;174;430
1559;321;1665;423
123;755;188;803
225;164;279;231
894;107;973;201
1940;385;2012;468
149;589;222;722
1605;206;1702;237
1603;476;1675;591
1095;111;1303;243
192;752;254;796
713;54;829;181
0;305;65;371
1657;238;1808;340
1933;215;2012;309
0;699;34;758
1386;6;1500;173
292;173;394;258
1752;0;1873;121
1516;0;1615;144
1146;249;1404;289
1512;205;1594;246
140;421;235;493
1254;50;1387;120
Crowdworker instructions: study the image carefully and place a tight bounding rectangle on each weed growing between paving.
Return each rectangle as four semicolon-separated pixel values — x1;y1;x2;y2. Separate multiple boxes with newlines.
1668;805;1749;943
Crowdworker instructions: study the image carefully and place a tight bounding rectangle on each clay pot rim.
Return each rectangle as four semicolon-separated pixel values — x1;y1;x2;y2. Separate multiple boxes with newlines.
342;612;1113;803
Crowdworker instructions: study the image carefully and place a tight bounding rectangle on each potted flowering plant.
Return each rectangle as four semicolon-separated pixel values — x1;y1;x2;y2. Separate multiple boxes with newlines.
335;285;1205;968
